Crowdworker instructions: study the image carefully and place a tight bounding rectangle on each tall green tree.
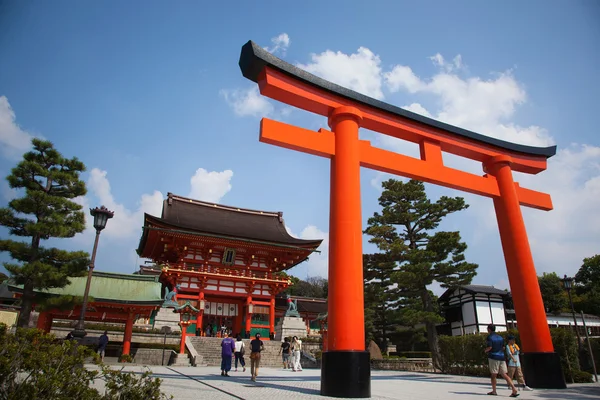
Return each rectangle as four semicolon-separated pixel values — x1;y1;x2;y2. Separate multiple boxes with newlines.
574;254;600;316
363;252;401;351
364;179;478;369
538;272;568;314
0;139;89;327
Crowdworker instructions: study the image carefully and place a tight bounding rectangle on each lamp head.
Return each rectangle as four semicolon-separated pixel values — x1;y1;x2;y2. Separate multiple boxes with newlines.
90;206;114;232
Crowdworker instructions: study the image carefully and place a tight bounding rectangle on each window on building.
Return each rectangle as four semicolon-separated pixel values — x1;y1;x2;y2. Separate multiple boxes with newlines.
222;248;236;265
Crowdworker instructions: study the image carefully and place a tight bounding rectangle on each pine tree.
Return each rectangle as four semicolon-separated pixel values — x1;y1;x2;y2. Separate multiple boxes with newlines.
364;179;478;369
363;252;400;352
0;139;89;327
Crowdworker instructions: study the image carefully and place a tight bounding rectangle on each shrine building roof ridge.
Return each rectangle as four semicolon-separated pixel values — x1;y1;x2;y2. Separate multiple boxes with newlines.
164;193;285;218
138;193;323;250
239;40;557;159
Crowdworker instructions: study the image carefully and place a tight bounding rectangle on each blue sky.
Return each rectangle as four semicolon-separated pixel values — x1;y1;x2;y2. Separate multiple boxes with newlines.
1;1;599;293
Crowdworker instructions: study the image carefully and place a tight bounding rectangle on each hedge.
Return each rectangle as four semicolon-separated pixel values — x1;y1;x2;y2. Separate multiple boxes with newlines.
438;328;594;383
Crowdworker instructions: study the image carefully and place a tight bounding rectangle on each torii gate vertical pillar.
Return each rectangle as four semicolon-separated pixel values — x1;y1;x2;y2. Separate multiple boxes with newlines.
486;156;565;389
321;106;371;398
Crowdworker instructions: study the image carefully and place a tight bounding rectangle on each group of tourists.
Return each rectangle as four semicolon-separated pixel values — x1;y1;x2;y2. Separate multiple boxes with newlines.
220;332;265;381
485;324;533;397
220;334;304;381
278;336;303;371
203;322;230;338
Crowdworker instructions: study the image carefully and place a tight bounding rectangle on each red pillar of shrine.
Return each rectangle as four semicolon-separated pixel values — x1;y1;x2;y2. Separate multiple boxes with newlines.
269;296;275;339
37;311;51;332
179;325;187;354
486;155;564;388
122;313;134;356
321;106;370;398
245;296;252;338
197;292;205;336
45;314;53;333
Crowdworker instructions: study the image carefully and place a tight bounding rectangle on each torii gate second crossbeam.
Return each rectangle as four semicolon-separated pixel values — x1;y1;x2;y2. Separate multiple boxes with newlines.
238;40;566;398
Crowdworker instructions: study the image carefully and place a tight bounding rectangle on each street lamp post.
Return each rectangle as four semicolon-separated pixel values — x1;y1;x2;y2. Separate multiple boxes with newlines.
561;275;582;350
72;206;114;338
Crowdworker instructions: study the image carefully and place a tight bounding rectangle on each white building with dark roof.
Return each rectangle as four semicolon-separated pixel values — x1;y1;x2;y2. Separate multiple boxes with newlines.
438;285;600;337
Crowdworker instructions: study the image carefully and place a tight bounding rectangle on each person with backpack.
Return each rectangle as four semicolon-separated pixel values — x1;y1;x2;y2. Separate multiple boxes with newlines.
278;337;291;369
485;325;519;397
506;335;533;391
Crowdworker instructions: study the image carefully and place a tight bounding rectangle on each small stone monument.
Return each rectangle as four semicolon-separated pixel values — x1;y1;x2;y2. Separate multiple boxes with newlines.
153;284;183;333
274;294;306;340
367;340;383;360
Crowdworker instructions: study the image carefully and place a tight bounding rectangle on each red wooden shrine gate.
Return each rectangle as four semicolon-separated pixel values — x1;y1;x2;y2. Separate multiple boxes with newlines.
238;40;565;397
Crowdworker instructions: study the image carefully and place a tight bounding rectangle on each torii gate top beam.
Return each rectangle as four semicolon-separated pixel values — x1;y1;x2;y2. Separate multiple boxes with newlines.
239;40;555;211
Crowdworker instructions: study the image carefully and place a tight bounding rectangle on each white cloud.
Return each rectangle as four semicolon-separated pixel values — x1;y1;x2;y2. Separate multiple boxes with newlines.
220;87;274;118
384;65;424;94
296;47;385;100
188;168;233;203
84;168;163;241
299;45;596;282
402;102;432;118
429;53;465;73
0;96;33;159
378;52;599;279
285;224;329;279
265;33;290;56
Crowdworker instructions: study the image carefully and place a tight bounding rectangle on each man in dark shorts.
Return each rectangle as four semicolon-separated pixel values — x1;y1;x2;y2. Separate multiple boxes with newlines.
97;331;109;362
249;333;264;381
485;324;519;397
278;337;291;369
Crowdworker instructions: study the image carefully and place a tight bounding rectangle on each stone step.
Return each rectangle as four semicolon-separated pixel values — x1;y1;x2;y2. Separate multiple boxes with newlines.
187;337;317;368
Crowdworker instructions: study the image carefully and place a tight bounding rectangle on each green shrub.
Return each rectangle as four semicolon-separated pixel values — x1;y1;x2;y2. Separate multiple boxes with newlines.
550;328;580;378
0;324;172;399
119;354;134;363
567;369;594;383
438;334;488;376
438;328;594;381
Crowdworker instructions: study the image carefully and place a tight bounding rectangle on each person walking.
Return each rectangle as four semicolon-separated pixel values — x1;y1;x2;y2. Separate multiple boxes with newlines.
97;331;109;362
278;337;291;369
249;333;264;382
485;325;519;397
220;332;235;377
234;334;246;372
506;335;533;391
291;336;303;372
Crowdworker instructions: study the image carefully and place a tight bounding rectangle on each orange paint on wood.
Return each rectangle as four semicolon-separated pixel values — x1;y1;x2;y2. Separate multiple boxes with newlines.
327;107;365;351
258;67;548;174
260;117;553;211
122;313;134;355
488;156;553;353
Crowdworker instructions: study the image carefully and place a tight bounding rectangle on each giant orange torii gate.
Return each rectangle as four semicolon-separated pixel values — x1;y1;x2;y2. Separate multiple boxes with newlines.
238;40;565;397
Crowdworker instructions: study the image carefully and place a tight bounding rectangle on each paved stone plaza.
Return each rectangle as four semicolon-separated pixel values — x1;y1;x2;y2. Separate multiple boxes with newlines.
92;365;600;399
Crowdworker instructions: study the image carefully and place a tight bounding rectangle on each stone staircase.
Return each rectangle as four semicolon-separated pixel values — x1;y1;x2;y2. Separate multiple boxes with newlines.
187;337;318;368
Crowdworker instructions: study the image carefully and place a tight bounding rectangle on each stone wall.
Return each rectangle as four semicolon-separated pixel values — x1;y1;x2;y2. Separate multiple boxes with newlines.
50;326;181;345
371;358;435;373
133;348;176;366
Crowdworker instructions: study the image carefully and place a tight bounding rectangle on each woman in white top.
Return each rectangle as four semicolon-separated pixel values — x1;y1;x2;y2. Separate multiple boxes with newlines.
234;335;246;372
291;336;303;372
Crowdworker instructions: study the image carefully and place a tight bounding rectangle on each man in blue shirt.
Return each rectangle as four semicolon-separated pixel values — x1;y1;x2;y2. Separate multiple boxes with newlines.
485;324;519;397
97;331;109;362
220;332;235;377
